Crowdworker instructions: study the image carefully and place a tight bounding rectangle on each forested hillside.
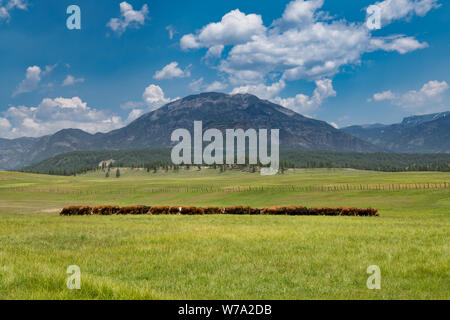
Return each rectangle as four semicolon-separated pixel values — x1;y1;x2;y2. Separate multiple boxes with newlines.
20;149;450;175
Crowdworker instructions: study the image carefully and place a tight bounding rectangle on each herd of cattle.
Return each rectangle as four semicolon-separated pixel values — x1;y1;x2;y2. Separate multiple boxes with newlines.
60;205;380;216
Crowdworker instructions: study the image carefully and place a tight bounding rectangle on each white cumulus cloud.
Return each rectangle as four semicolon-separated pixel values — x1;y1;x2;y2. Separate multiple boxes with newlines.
204;45;225;59
0;117;12;137
370;80;449;113
166;25;176;39
180;0;431;87
13;66;42;97
372;90;396;101
369;0;440;28
107;2;149;35
62;75;85;86
126;108;145;123
153;62;190;80
121;84;178;123
142;84;175;110
1;97;124;138
396;80;448;109
122;84;178;123
0;0;27;22
231;80;286;100
180;9;266;50
276;0;324;27
204;81;227;92
189;78;228;92
189;78;205;92
13;64;58;96
272;79;336;115
370;35;428;54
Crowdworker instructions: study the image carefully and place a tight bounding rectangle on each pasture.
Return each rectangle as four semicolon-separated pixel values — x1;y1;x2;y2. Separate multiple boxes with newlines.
0;168;449;299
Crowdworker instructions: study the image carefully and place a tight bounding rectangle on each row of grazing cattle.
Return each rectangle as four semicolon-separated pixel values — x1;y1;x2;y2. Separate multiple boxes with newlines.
60;205;379;216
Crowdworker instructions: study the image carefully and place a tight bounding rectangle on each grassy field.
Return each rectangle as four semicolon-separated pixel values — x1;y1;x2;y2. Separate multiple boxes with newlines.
0;168;449;299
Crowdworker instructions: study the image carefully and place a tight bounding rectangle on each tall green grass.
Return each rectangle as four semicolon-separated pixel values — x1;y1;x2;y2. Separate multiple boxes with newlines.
0;169;448;299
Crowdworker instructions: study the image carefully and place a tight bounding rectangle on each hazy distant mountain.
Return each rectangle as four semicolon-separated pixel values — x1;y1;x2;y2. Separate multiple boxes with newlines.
401;112;450;127
342;112;450;153
1;92;379;170
0;129;101;171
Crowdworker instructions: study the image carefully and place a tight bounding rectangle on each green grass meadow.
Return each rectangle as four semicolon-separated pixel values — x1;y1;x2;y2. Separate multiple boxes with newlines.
0;168;449;299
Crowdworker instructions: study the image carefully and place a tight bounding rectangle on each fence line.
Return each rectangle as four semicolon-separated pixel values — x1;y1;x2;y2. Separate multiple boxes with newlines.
6;182;449;194
135;182;450;193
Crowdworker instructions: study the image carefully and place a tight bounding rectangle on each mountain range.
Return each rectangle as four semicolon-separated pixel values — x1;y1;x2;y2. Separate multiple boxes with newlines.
342;111;450;153
0;92;448;170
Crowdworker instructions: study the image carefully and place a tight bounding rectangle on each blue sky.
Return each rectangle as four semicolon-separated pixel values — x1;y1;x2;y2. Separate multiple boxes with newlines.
0;0;448;138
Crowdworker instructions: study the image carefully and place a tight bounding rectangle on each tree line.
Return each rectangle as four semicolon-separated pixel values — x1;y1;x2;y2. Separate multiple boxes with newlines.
20;149;450;176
